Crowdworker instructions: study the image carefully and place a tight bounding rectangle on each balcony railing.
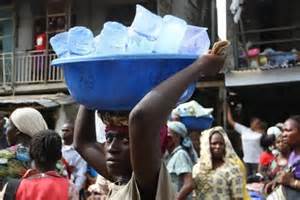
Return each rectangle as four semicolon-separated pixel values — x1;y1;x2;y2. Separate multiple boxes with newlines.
0;50;64;87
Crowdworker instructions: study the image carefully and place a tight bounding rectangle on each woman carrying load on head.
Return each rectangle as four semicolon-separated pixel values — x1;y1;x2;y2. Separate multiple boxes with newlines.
74;42;227;199
165;121;194;200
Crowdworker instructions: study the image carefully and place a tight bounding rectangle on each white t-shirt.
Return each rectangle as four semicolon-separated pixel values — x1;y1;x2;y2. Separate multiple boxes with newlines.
62;145;87;191
234;123;263;164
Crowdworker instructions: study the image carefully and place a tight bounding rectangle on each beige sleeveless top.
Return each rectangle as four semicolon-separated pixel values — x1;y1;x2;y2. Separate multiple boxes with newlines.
108;162;175;200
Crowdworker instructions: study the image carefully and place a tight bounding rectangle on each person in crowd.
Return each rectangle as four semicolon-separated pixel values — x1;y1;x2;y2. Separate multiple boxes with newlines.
227;106;266;176
258;133;276;178
85;165;98;190
0;107;48;189
0;111;8;150
265;116;300;198
190;131;201;159
281;116;300;184
2;130;78;200
266;134;290;181
165;121;194;200
61;122;87;193
74;53;225;199
87;174;112;200
192;126;245;200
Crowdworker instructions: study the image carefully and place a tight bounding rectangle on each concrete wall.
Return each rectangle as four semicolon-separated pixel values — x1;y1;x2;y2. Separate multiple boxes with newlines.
54;104;78;134
54;103;106;143
73;0;107;34
15;0;34;51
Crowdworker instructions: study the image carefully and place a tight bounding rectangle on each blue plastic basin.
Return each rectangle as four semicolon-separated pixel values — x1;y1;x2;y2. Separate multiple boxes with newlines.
181;116;214;131
52;54;197;111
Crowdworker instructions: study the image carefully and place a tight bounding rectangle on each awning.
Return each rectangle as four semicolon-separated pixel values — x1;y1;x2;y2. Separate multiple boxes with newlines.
0;93;74;108
225;67;300;87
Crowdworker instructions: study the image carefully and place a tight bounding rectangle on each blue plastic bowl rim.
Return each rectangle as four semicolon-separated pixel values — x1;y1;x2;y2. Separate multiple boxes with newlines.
51;54;198;66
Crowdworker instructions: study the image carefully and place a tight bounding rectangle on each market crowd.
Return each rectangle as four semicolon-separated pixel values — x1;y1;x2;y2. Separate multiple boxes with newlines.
0;54;298;200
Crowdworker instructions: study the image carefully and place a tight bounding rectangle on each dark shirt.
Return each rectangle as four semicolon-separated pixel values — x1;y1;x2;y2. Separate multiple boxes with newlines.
0;129;8;150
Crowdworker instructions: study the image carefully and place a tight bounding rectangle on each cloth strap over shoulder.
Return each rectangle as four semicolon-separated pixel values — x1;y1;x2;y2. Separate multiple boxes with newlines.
3;179;21;200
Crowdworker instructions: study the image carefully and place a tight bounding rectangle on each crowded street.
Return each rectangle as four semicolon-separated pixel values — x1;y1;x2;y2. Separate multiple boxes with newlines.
0;0;299;200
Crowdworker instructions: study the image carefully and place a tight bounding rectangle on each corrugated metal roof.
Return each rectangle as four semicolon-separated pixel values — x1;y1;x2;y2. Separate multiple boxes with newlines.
0;93;74;107
225;67;300;87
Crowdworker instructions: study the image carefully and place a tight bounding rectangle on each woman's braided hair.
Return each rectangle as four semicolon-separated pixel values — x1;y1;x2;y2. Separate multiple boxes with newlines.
29;129;62;167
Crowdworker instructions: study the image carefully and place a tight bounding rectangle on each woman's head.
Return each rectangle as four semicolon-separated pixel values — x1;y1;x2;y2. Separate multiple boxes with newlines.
209;131;225;161
6;107;48;146
196;127;239;173
166;121;188;150
30;130;62;171
98;111;132;181
190;131;201;157
275;135;290;154
260;133;275;152
282;115;300;148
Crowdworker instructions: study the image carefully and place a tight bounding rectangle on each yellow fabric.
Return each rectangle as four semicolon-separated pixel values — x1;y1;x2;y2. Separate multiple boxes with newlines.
193;126;249;199
193;161;243;200
230;157;251;200
100;111;129;126
108;162;175;200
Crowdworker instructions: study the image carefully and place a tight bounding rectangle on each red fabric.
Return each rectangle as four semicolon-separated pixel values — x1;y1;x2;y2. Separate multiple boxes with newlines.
159;125;168;154
16;170;69;200
259;151;275;166
62;158;74;179
35;33;46;51
105;125;128;134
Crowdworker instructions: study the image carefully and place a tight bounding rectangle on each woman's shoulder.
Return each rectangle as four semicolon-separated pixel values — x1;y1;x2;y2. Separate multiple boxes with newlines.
223;161;242;174
175;147;190;157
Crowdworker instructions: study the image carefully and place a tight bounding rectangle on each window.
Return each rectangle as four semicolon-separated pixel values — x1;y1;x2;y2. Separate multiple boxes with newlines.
0;0;12;7
0;6;13;53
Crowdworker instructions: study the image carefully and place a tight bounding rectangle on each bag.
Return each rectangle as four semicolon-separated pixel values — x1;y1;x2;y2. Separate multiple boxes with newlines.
266;185;300;200
3;178;21;200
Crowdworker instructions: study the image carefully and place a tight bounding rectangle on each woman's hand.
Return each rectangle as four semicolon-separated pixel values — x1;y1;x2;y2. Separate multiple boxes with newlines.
277;171;294;186
194;54;225;77
264;180;278;194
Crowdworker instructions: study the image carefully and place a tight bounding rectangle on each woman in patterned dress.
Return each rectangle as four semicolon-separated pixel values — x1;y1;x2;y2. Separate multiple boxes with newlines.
192;126;245;200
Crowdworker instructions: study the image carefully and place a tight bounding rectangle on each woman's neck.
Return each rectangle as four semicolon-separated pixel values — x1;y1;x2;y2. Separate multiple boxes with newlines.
36;164;56;173
168;143;180;154
115;176;131;185
16;134;31;147
280;150;291;159
212;159;224;169
294;146;300;155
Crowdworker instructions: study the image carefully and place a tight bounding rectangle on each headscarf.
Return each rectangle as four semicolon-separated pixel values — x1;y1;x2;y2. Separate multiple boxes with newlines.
167;121;198;163
267;126;282;138
192;126;250;199
98;111;168;154
10;107;48;138
194;126;237;172
167;121;187;138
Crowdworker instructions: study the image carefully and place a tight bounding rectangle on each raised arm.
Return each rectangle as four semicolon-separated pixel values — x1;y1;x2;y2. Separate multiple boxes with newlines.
129;54;224;195
74;106;110;180
227;105;236;127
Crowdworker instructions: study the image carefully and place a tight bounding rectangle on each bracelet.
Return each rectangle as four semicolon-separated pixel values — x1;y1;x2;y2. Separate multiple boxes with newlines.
294;180;299;188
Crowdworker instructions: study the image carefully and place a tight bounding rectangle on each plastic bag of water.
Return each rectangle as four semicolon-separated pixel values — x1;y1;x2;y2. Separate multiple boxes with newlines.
130;5;163;41
68;26;95;56
154;15;187;54
179;25;210;55
49;32;69;57
95;22;128;55
126;28;155;54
